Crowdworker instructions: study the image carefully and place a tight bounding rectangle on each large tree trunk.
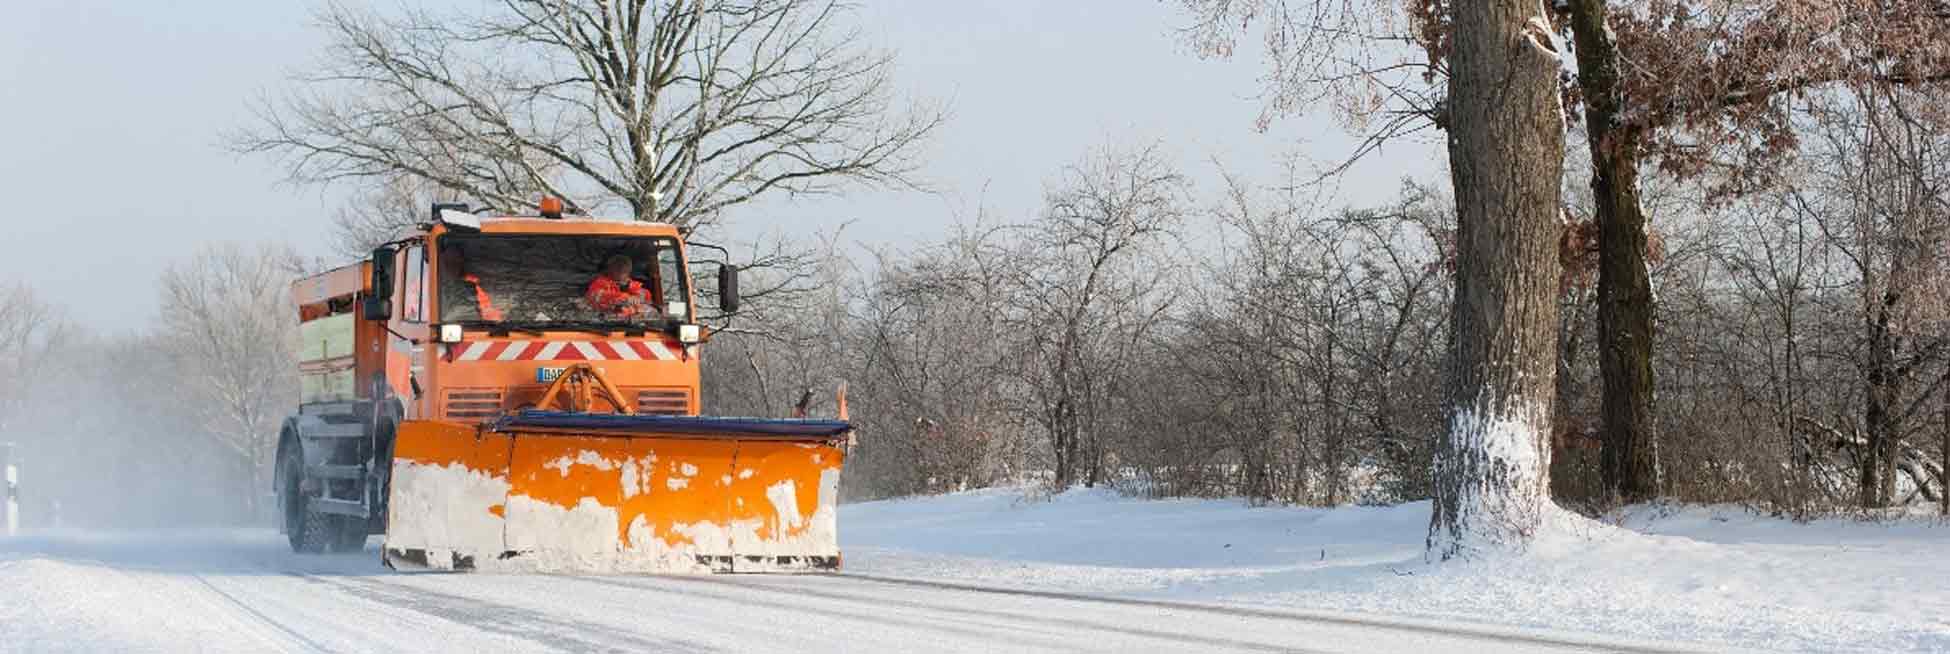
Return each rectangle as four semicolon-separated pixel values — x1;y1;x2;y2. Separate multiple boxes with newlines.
1051;397;1077;488
1863;296;1899;508
1323;319;1344;505
1567;0;1661;505
1428;0;1567;560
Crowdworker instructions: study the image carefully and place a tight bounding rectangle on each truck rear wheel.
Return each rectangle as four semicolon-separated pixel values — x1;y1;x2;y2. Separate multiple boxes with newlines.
280;446;331;554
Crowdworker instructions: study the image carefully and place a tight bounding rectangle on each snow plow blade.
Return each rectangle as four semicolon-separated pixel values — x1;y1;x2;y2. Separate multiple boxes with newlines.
383;411;850;573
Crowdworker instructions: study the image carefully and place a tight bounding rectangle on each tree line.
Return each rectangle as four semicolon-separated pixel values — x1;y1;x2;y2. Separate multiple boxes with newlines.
1167;0;1949;556
3;1;1944;557
719;93;1950;522
3;100;1939;529
0;245;301;527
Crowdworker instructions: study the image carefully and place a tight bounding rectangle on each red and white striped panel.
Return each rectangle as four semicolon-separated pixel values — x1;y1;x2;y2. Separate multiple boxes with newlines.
451;340;681;362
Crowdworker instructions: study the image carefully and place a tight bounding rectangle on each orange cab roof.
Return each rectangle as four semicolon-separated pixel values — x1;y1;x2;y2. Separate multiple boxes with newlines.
462;216;683;237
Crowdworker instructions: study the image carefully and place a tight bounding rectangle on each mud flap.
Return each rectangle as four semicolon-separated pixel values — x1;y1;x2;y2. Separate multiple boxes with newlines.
383;419;846;574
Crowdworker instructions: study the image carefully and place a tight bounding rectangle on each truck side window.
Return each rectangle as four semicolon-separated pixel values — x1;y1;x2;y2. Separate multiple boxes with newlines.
402;245;426;322
657;243;687;320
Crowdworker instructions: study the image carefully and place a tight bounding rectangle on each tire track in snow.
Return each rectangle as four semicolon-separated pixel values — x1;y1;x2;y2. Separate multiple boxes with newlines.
576;575;1240;652
286;572;720;653
19;553;335;654
188;574;336;654
823;573;1700;653
596;575;1324;653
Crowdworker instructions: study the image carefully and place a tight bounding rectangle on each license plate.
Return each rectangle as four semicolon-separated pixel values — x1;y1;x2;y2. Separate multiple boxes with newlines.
536;366;566;383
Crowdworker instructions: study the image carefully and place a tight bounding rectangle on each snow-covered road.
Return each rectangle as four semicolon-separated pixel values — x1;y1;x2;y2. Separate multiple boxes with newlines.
0;530;1669;653
9;487;1945;652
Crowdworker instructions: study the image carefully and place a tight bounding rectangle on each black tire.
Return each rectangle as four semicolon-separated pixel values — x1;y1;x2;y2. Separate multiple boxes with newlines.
372;419;397;525
330;518;369;552
280;446;331;554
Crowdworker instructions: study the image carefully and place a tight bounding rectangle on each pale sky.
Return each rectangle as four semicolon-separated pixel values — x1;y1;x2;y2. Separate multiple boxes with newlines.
0;1;1441;329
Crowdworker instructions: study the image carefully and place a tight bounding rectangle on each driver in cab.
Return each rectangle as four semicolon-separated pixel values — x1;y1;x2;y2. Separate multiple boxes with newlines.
585;254;660;319
440;247;504;321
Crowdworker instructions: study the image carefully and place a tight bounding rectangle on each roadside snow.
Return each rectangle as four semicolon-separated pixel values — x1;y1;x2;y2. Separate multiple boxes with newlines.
3;488;1942;652
840;487;1950;653
0;530;537;653
0;557;255;652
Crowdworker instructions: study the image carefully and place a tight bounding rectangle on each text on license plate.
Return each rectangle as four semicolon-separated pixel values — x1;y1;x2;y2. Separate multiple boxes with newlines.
536;367;566;383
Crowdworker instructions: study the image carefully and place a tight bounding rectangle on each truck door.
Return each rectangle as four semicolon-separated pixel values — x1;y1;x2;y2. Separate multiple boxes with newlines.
386;244;431;418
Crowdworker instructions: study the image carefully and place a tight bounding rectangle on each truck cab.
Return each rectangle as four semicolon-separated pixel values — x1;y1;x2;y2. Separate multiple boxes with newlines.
281;203;742;553
365;211;727;423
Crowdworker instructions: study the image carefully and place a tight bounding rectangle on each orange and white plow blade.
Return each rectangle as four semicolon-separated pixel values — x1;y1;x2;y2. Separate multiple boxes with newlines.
383;421;846;573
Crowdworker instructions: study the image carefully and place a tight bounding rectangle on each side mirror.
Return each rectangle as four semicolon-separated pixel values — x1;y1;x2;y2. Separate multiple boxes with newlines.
361;295;392;321
717;264;740;314
364;245;397;321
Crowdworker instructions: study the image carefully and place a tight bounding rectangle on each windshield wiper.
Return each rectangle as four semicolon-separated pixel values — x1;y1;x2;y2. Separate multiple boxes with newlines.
458;318;668;337
508;320;652;336
456;320;546;337
564;320;661;336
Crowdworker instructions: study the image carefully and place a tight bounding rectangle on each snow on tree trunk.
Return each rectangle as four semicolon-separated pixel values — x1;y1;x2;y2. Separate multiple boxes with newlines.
1428;0;1567;560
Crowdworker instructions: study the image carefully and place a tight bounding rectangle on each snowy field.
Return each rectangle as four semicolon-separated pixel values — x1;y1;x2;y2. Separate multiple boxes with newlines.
0;488;1943;652
850;488;1950;653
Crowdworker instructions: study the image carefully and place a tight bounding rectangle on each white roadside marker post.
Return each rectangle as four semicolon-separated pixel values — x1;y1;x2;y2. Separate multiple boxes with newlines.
2;442;15;536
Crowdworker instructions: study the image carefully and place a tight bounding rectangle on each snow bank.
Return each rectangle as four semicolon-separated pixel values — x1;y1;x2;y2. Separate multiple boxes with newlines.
841;487;1950;653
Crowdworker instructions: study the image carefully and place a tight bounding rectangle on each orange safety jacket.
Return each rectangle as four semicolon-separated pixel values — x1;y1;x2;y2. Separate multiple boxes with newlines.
463;273;504;321
585;276;655;317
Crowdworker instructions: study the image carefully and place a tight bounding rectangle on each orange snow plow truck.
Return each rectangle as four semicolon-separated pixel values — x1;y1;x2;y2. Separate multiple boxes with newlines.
280;201;852;573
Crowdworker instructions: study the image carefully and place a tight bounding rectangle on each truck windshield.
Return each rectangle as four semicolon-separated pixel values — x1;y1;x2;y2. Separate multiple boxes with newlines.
436;234;689;327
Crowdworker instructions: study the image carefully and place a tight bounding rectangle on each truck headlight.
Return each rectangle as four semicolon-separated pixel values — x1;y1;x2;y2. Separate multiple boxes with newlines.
677;324;701;344
439;324;463;343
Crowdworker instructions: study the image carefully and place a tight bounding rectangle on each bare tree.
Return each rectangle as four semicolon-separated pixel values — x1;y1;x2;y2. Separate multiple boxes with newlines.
700;226;855;410
1426;0;1566;559
158;244;303;520
847;222;1024;497
234;0;944;230
1795;88;1950;508
1014;143;1188;490
1563;0;1661;505
1174;172;1449;506
1183;0;1950;509
328;174;467;259
1713;194;1833;513
33;332;238;527
1194;172;1323;504
1629;85;1950;516
0;283;68;437
1561;0;1950;505
1335;185;1452;502
1176;0;1446;174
